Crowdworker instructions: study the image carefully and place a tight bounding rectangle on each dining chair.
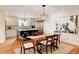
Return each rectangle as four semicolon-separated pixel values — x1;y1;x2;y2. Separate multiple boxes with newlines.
54;31;61;44
37;35;54;54
19;36;36;54
52;34;60;50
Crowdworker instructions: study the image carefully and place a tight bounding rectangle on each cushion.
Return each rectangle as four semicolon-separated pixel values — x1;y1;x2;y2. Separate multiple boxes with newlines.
24;42;34;48
40;40;51;45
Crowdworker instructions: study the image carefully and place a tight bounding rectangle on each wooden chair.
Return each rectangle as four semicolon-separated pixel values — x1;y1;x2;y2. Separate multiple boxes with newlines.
19;36;36;54
54;31;61;44
52;34;60;50
37;35;54;54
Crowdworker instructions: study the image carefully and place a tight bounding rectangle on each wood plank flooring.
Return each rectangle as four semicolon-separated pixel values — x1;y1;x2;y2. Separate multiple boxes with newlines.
68;47;79;54
0;38;79;54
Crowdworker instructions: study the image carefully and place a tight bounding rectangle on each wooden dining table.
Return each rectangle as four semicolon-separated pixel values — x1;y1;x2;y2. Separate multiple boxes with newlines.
27;33;54;54
27;33;55;43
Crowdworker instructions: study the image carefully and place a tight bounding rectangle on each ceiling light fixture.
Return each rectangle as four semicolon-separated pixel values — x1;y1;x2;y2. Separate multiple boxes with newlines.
38;5;48;22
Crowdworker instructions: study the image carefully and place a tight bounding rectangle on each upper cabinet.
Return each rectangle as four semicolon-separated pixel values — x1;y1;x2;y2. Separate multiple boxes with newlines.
6;16;18;26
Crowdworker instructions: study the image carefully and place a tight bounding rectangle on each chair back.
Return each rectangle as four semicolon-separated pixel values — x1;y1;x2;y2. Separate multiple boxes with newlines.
19;36;24;46
19;36;35;49
46;35;53;42
52;34;59;41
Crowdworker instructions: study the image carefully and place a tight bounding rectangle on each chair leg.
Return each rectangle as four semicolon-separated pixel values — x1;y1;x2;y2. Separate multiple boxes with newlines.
37;44;39;51
52;42;55;51
20;46;22;54
59;39;60;44
40;45;41;51
46;46;48;54
55;41;59;50
50;45;52;53
24;49;25;54
34;47;36;54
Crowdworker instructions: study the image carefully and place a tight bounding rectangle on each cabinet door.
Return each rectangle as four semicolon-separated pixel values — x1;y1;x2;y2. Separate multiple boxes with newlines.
30;18;35;26
6;16;18;26
35;21;44;30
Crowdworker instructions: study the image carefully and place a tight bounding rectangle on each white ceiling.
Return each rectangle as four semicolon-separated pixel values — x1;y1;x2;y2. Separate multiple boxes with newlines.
0;5;79;17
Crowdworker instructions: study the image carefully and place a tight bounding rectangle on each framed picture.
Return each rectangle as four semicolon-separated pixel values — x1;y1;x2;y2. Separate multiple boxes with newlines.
56;15;78;34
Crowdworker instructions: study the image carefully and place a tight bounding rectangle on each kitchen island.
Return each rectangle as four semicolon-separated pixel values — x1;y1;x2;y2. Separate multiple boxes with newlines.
18;29;40;38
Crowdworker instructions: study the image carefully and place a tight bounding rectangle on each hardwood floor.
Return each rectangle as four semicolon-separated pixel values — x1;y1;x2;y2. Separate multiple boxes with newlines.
0;38;79;54
0;38;20;54
68;47;79;54
0;49;15;54
61;41;79;54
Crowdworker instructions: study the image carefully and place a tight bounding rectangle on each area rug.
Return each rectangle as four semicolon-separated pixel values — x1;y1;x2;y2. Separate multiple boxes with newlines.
14;42;74;54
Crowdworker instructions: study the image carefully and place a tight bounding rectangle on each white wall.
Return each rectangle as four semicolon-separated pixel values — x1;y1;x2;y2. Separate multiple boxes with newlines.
43;16;55;34
44;10;79;34
0;10;5;43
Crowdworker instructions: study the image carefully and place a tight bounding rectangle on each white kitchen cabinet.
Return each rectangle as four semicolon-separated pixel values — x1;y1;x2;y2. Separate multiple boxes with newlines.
6;16;18;26
5;16;18;38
